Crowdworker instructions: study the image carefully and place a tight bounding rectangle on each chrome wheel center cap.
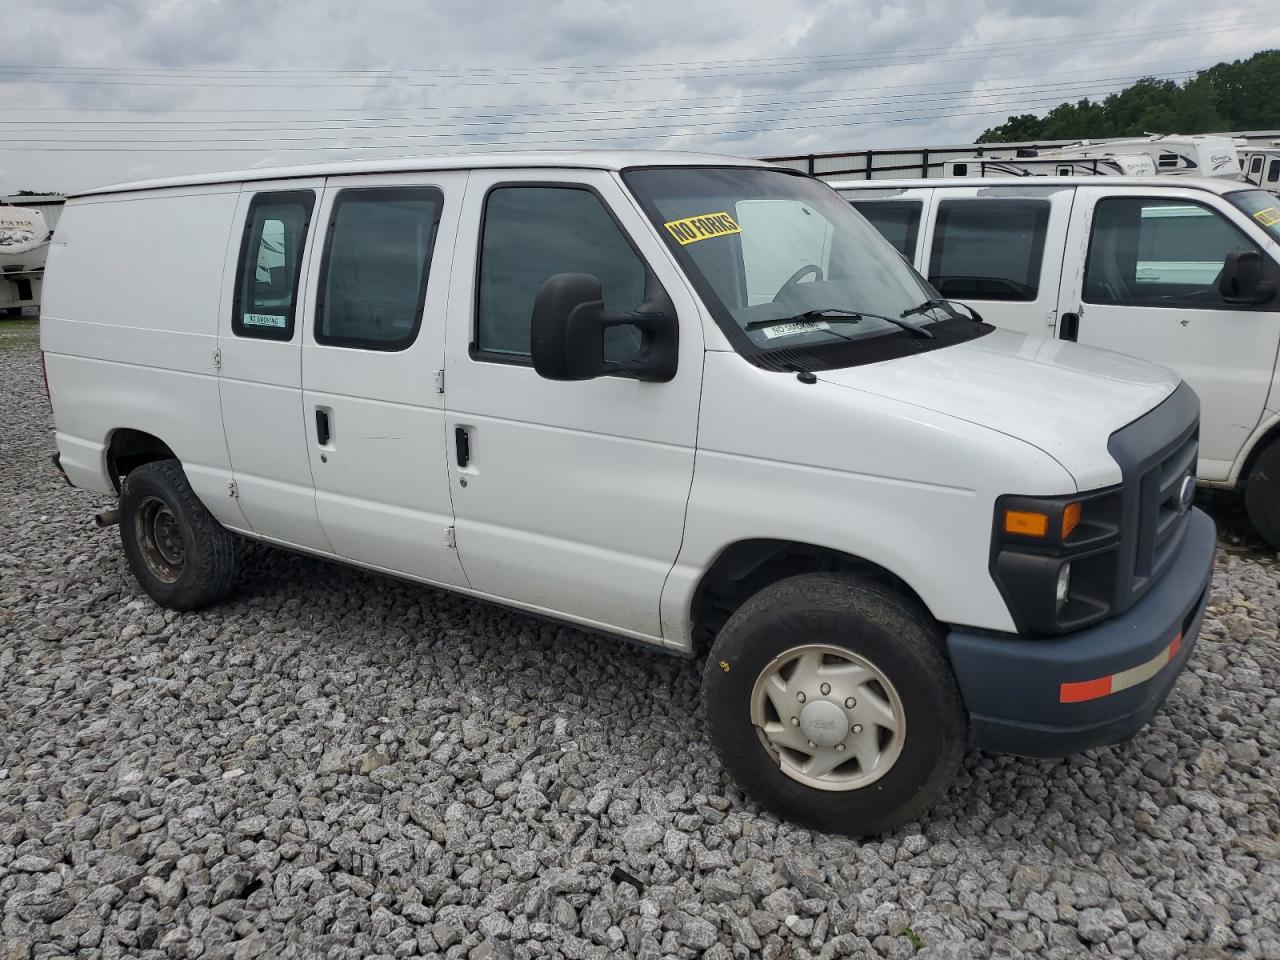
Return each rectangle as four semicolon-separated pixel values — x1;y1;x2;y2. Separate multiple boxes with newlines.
799;700;849;747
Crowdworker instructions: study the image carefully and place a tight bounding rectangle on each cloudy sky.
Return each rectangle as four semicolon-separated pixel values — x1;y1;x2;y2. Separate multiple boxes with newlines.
2;0;1279;193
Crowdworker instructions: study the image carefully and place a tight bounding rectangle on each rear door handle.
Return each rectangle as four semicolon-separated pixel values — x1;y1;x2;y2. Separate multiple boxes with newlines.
1059;312;1080;342
315;408;331;446
455;426;470;468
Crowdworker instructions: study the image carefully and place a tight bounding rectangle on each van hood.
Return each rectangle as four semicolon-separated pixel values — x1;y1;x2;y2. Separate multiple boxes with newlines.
814;329;1182;490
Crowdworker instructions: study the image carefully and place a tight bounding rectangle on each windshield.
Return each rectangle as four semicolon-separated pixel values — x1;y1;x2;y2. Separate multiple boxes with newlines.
1229;189;1280;244
625;167;959;354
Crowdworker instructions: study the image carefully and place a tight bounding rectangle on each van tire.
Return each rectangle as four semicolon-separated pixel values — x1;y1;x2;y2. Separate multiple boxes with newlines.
119;459;239;610
1244;438;1280;550
703;572;966;836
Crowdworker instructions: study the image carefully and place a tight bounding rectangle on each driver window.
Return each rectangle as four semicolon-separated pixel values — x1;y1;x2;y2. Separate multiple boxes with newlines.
735;200;834;306
1083;198;1261;309
476;185;647;363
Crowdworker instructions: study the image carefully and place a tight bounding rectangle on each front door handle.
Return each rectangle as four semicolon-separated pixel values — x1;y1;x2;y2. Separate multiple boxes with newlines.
1059;312;1080;342
315;408;331;446
455;426;471;468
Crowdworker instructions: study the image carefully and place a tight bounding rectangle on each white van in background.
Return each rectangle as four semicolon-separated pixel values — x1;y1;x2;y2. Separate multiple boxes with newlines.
836;175;1280;547
42;152;1215;834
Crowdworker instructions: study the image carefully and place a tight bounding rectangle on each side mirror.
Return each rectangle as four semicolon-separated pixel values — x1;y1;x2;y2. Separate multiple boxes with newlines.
530;273;678;382
1219;250;1277;305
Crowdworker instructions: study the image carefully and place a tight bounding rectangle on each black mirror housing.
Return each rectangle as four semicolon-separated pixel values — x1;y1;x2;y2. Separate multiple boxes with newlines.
530;272;678;382
1220;250;1278;305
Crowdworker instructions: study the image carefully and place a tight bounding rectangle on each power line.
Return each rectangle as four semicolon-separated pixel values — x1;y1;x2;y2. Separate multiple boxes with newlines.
0;54;1239;117
0;86;1157;152
0;22;1267;89
0;73;1199;141
0;72;1197;135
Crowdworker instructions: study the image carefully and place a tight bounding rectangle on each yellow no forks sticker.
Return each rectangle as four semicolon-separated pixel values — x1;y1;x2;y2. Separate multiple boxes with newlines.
1253;207;1280;228
663;212;742;245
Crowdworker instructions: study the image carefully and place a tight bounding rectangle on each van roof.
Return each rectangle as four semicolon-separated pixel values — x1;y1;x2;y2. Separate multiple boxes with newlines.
828;175;1256;195
74;150;777;198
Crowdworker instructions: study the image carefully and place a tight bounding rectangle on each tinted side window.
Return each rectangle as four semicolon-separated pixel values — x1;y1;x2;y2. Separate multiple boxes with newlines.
476;186;647;360
316;187;442;351
1269;159;1280;185
233;191;315;341
928;200;1050;301
850;200;922;259
1084;197;1261;309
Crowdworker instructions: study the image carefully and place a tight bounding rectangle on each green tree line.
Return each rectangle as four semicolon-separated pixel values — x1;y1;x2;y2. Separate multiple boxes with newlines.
978;49;1280;143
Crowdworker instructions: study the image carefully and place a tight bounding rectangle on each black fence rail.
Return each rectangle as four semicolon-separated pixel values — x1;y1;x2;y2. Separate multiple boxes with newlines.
763;131;1280;182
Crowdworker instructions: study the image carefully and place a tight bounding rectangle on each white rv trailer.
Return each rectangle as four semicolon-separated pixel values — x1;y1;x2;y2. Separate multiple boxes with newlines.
0;205;50;315
940;135;1242;180
1240;142;1280;191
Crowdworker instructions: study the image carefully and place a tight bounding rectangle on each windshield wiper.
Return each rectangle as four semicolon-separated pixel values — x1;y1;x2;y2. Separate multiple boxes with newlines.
900;298;985;323
746;308;934;339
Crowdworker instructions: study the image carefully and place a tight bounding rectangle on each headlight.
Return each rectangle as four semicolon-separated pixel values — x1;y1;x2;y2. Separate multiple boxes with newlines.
991;489;1122;636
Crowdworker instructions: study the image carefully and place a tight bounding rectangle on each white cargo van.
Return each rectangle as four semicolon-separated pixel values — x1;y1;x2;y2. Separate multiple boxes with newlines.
43;152;1215;834
838;176;1280;549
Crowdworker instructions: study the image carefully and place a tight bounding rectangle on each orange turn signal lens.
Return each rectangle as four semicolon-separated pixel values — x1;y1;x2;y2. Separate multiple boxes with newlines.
1062;502;1083;539
1004;509;1049;537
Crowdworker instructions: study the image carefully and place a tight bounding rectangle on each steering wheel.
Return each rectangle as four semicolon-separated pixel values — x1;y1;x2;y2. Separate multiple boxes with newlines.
773;263;824;301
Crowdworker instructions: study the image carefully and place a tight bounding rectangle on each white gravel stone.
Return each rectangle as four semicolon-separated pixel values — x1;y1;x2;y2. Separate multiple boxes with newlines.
2;326;1278;958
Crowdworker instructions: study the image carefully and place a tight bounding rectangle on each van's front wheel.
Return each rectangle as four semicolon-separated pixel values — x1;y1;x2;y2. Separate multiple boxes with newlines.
119;459;239;610
703;573;966;835
1244;438;1280;550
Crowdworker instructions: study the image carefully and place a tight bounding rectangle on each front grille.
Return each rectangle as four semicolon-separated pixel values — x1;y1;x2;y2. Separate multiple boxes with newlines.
1107;383;1199;615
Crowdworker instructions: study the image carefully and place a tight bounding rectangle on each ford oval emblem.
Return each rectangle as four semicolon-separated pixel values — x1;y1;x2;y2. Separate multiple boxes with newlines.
1179;474;1195;511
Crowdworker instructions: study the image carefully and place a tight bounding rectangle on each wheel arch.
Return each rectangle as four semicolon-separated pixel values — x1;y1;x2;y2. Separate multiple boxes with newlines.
688;538;936;655
105;428;177;494
1230;413;1280;487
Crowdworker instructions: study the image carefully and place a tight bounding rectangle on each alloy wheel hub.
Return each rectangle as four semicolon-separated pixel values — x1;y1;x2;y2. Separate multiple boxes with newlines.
799;700;849;747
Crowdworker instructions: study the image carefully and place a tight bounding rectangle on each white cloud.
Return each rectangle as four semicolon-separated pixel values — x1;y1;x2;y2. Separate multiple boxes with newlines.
1;0;1277;192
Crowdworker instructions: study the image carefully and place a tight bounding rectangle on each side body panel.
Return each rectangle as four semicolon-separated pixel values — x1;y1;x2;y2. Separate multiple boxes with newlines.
40;187;246;527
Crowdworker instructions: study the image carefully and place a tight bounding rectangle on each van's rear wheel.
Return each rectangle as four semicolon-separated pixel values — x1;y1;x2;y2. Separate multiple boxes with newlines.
704;572;966;835
119;459;239;610
1244;438;1280;550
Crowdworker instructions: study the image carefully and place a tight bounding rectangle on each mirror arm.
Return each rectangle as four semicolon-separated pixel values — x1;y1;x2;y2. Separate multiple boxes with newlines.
595;311;673;379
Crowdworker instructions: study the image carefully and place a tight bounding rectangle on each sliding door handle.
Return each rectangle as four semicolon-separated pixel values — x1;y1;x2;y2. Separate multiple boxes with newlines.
315;409;331;446
1059;312;1080;342
455;426;471;468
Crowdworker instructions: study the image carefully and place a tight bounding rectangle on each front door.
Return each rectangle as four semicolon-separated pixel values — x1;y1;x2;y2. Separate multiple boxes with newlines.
299;173;469;587
1058;186;1280;479
442;170;704;643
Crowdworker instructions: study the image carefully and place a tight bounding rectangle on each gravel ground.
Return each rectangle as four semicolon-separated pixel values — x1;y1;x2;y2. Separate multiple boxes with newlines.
2;320;1278;960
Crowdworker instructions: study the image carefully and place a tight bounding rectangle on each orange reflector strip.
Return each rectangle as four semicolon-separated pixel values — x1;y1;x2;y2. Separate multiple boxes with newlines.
1005;510;1049;537
1062;502;1082;539
1059;675;1112;703
1058;633;1183;704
